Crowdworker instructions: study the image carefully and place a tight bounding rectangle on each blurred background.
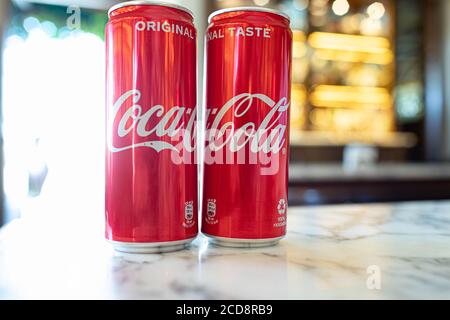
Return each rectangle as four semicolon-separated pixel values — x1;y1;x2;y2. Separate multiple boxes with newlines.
0;0;450;227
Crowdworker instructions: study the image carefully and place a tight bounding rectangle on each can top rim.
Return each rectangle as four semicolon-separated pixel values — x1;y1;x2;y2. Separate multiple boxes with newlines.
108;1;193;18
208;6;290;24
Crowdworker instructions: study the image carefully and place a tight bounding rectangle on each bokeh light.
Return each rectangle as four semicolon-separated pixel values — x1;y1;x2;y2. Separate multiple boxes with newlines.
332;0;350;16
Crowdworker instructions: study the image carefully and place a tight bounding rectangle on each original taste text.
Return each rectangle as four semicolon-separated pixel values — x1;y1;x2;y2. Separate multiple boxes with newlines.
207;26;271;41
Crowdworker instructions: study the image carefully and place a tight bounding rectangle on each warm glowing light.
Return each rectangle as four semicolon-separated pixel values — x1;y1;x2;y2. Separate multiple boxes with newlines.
314;48;393;65
291;85;307;129
293;30;306;42
293;30;307;58
310;85;392;109
308;32;391;54
292;84;307;102
367;2;385;20
290;130;417;148
360;17;383;36
332;0;350;16
253;0;270;6
309;108;394;132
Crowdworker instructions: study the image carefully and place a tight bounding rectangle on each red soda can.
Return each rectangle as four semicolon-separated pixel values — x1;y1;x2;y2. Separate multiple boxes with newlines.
105;1;198;253
202;7;292;247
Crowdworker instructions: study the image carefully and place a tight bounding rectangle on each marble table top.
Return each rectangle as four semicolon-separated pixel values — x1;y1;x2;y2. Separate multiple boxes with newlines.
1;200;450;299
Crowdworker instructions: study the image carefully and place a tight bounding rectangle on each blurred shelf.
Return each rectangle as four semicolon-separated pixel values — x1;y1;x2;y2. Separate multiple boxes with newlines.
289;163;450;182
289;163;450;205
290;130;417;148
308;32;394;65
309;85;392;109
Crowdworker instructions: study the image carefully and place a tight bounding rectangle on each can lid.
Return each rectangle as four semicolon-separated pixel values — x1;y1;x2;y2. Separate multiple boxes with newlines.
208;6;290;24
108;1;194;18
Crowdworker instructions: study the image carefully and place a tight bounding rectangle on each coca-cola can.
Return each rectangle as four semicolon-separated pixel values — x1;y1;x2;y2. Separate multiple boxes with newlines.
105;1;198;253
202;7;292;247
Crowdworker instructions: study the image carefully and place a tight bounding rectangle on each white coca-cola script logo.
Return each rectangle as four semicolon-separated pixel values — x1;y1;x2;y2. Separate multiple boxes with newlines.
205;93;289;155
108;90;289;162
107;89;196;153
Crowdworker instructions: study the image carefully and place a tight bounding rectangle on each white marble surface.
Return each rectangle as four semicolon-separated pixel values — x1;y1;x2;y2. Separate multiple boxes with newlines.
1;200;450;299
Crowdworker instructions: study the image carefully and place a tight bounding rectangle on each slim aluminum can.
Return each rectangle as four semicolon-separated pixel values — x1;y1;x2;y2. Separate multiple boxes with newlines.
105;1;198;253
202;7;292;247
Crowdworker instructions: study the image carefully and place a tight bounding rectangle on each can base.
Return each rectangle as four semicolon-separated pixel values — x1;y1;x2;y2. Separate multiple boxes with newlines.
108;237;196;253
203;233;284;248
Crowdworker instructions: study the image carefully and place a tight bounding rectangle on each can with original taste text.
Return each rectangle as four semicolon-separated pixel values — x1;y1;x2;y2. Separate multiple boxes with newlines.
105;1;198;253
202;7;292;247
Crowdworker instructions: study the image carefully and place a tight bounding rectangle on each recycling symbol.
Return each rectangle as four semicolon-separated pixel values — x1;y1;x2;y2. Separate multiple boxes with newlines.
277;199;286;215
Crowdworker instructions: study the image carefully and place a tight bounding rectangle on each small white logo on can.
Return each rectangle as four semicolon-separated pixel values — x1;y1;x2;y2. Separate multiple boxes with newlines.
185;201;194;221
207;199;216;218
277;199;286;215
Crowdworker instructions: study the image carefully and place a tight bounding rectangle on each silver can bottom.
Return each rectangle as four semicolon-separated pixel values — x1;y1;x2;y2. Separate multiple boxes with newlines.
203;233;284;248
108;237;196;253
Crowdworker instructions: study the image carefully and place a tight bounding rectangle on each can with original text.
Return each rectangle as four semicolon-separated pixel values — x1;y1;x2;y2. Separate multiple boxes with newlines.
202;7;292;247
105;1;198;253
